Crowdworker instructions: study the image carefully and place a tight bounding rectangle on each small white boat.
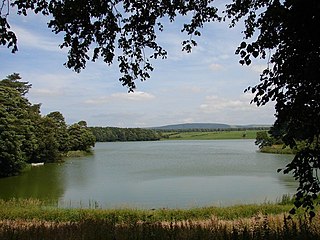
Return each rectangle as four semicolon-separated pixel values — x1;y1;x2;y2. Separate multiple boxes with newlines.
31;162;44;167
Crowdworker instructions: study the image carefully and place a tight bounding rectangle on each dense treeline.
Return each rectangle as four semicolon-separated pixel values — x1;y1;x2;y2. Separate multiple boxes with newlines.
90;127;161;142
91;127;269;142
0;74;95;177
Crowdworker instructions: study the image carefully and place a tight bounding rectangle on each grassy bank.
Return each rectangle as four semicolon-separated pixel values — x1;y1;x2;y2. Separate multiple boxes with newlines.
1;199;320;239
260;145;295;154
161;130;258;140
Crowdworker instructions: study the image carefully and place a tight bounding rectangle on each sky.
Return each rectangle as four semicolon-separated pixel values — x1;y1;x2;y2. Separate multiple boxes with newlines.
1;6;276;128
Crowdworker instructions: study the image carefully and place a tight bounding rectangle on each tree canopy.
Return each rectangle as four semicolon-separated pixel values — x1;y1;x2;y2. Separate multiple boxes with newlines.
2;0;220;90
1;0;320;216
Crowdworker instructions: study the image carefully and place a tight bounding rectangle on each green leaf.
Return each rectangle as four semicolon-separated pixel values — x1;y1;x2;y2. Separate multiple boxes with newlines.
309;211;315;220
289;208;296;215
240;41;247;49
252;51;259;58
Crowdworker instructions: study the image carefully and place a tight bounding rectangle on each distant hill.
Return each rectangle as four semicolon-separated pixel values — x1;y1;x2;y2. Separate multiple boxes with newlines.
151;123;271;130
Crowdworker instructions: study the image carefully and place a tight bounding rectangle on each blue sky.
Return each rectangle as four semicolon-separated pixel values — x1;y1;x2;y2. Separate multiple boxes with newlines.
1;9;276;127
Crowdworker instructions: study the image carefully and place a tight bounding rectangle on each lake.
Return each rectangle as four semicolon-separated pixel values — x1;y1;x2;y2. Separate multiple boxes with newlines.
0;140;297;209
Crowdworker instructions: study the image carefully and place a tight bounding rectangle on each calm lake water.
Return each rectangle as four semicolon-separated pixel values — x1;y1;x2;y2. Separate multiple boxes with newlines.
0;140;297;209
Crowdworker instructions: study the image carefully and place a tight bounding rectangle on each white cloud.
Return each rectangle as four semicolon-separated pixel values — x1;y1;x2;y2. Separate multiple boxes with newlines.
198;93;276;124
112;91;156;101
30;88;63;97
85;91;155;105
209;63;224;71
27;73;77;97
12;25;62;52
85;96;109;105
200;93;259;113
249;64;268;74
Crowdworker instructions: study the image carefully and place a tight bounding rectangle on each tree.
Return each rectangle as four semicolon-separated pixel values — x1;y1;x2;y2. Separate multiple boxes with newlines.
255;131;271;149
0;72;32;95
68;121;95;152
0;74;96;176
0;74;59;169
46;111;69;152
0;74;61;165
0;85;29;176
31;116;60;163
0;123;25;177
2;0;320;216
224;0;320;217
0;74;36;159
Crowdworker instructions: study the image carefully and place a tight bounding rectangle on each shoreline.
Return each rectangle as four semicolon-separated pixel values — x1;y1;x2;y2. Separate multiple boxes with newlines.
0;196;295;222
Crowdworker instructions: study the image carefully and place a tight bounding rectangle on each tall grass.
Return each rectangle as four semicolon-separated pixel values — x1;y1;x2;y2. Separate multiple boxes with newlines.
1;198;320;239
1;213;320;239
0;198;295;222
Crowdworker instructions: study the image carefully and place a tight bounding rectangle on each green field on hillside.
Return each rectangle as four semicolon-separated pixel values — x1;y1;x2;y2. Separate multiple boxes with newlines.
161;130;258;140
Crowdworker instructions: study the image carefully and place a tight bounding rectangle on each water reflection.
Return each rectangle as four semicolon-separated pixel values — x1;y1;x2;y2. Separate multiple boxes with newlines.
0;163;65;201
0;140;297;208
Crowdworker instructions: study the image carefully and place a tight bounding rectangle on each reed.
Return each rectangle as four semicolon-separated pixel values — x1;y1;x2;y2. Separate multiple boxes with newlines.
0;198;319;239
0;213;320;239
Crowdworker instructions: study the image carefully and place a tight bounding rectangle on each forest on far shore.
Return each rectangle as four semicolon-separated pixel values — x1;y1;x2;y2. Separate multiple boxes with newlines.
89;127;161;142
